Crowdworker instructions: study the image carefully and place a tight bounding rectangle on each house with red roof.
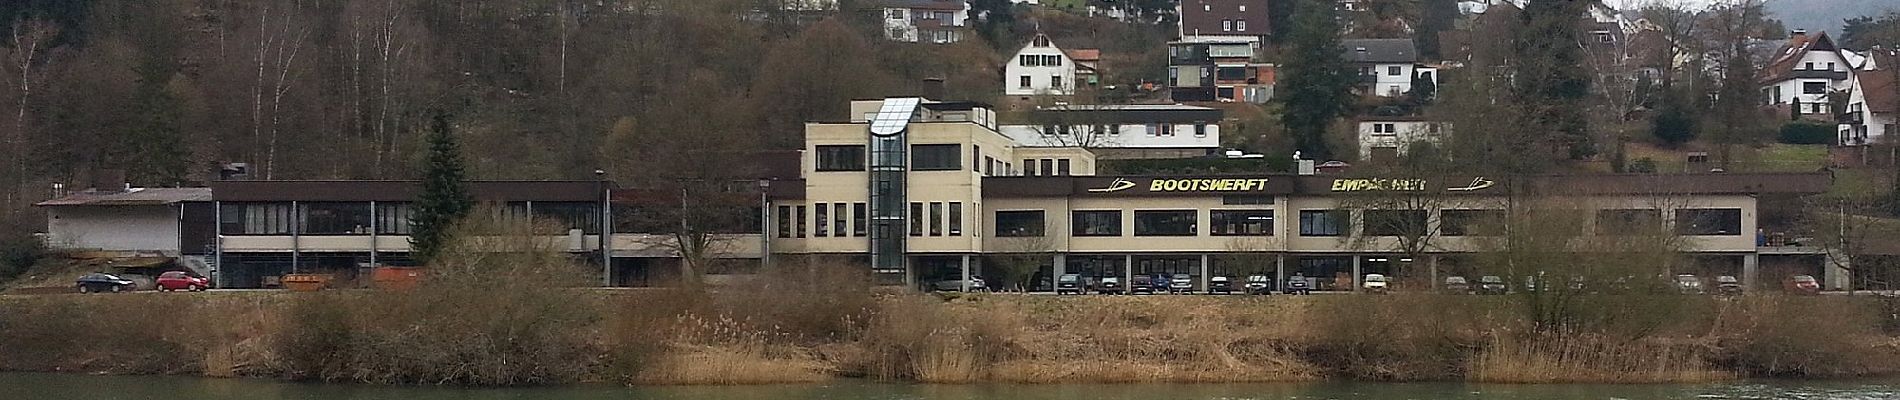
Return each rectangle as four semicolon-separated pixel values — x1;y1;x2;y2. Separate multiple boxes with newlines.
1759;30;1854;119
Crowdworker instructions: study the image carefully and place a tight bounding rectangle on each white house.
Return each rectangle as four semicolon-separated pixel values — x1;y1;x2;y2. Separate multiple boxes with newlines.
1759;30;1854;117
1342;38;1425;97
998;104;1223;160
1356;117;1448;162
880;0;969;44
37;187;211;254
1005;33;1077;97
1839;49;1898;146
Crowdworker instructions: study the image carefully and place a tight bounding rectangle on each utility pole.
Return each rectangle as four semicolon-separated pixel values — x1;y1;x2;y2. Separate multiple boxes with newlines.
597;169;611;287
759;179;772;272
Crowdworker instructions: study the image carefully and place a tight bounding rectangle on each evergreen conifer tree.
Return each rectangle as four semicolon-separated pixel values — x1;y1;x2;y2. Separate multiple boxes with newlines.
410;112;473;265
1278;0;1352;161
1513;0;1594;161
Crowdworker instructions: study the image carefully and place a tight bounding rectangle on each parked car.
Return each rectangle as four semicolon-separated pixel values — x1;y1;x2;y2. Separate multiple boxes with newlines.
1130;275;1157;294
930;277;986;292
1056;274;1083;295
1444;276;1471;294
1786;275;1820;295
1714;275;1742;296
1362;274;1390;294
1675;274;1705;295
155;271;209;292
1097;277;1123;295
1209;276;1234;294
1244;275;1273;295
1477;275;1508;295
1169;273;1194;294
1284;274;1312;295
1149;274;1171;293
75;273;137;293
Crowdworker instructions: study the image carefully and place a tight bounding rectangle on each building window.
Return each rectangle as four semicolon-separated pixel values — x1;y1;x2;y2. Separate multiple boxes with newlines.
995;210;1046;237
1804;62;1814;70
815;145;865;171
1049;55;1062;66
909;202;924;236
795;205;807;238
1039;159;1054;176
928;202;944;236
1072;210;1122;236
220;202;294;235
1596;209;1661;235
1373;123;1396;134
1387;65;1402;76
1441;209;1503;236
1594;31;1613;42
374;202;412;235
888;9;903;19
777;205;792;238
1238;5;1246;11
531;202;600;234
1025;159;1040;176
949;202;962;236
1222;19;1232;31
833;203;847;238
1236;19;1247;31
1212;210;1274;236
1033;35;1049;47
1803;81;1827;94
1019;55;1032;66
1298;210;1346;237
1051;75;1063;89
853;203;867;237
1203;4;1211;11
1223;195;1273;205
814;203;829;237
1057;159;1071;175
911;144;961;171
1194;124;1208;137
1676;209;1742;236
1363;210;1427;237
1134;210;1197;236
1109;124;1121;135
984;156;995;175
1827;62;1836;71
1020;75;1032;88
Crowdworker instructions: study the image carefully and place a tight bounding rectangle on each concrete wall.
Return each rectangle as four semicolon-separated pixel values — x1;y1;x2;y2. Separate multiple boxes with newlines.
46;206;179;253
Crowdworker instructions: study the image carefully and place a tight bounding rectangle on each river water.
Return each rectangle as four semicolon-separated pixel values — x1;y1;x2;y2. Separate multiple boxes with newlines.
4;373;1899;400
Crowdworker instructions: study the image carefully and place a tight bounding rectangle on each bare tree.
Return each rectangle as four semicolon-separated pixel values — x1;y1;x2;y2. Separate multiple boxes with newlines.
246;2;313;179
985;236;1055;292
0;19;59;211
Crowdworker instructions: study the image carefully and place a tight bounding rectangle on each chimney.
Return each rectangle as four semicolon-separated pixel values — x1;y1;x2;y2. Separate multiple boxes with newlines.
1791;29;1807;39
218;163;250;181
921;77;946;101
91;169;126;193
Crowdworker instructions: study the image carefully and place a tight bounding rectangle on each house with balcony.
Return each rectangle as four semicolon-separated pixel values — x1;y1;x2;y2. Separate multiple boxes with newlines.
879;0;968;44
1760;30;1853;119
1342;38;1432;98
1839;49;1898;147
1176;0;1269;45
1168;37;1272;103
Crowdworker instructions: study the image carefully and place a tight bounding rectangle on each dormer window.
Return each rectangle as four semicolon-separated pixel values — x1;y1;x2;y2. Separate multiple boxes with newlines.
1033;36;1049;47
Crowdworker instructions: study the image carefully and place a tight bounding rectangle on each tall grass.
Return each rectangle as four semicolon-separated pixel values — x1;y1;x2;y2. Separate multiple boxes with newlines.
1469;334;1732;383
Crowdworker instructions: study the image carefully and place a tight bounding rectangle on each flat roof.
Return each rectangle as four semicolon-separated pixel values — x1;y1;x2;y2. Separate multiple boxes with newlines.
37;188;212;207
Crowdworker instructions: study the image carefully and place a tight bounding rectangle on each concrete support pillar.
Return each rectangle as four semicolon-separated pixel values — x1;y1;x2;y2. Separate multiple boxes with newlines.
1827;252;1852;291
1199;254;1211;292
1274;254;1286;291
1124;254;1134;293
960;254;972;292
1428;255;1439;291
1052;254;1067;281
1742;253;1760;290
1351;255;1363;293
904;256;916;290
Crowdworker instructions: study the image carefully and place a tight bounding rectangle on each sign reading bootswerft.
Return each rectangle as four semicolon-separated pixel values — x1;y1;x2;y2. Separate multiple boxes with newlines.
1072;176;1291;196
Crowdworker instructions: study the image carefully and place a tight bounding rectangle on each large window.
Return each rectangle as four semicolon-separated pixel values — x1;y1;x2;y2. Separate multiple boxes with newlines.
1212;210;1274;236
1676;208;1742;236
833;203;848;237
1072;210;1122;236
795;205;806;238
375;202;412;235
1363;210;1427;237
815;145;865;171
1441;209;1504;236
1596;209;1661;235
911;144;962;171
995;210;1045;237
929;202;943;236
777;205;793;238
1803;81;1827;94
1298;210;1347;237
220;202;293;235
853;203;867;237
532;202;600;234
815;203;829;237
910;202;924;236
948;202;962;236
1134;210;1197;236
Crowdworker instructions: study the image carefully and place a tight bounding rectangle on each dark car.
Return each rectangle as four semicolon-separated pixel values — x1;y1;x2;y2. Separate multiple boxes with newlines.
76;273;137;293
1168;273;1194;294
1786;275;1820;295
1477;275;1507;295
1149;274;1171;293
1130;276;1157;294
1056;274;1084;295
1097;277;1123;295
1209;276;1234;294
1444;276;1471;294
930;277;986;292
1284;275;1311;295
1244;275;1273;295
156;271;210;292
1714;275;1742;296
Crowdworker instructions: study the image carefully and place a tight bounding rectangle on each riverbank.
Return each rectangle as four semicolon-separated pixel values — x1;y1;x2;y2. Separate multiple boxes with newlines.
4;280;1900;386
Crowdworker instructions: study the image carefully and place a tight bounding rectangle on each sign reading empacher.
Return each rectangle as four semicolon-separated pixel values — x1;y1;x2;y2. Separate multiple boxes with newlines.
1330;178;1428;192
1149;178;1274;192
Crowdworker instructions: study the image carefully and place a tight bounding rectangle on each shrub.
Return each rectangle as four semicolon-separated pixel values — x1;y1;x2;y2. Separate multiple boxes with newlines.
1629;157;1658;173
1778;121;1834;145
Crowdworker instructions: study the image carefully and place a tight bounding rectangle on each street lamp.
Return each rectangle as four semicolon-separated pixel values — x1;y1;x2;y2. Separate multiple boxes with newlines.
759;179;773;271
596;169;611;287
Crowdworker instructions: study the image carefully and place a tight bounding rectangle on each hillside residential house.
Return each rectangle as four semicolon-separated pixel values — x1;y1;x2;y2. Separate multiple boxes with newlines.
1169;37;1273;103
1067;48;1101;88
1005;33;1081;97
1760;30;1853;118
881;0;968;44
1342;39;1432;97
1356;117;1448;163
997;104;1223;160
1840;49;1899;146
1176;0;1269;45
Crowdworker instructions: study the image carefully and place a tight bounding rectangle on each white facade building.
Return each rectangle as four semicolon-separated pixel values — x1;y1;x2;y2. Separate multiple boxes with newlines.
881;0;969;44
1356;118;1448;162
1839;50;1898;146
1342;39;1425;97
1759;30;1853;116
37;188;210;254
1005;33;1077;97
998;104;1222;160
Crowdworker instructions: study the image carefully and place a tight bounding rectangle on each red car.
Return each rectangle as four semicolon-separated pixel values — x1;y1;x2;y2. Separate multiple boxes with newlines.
156;271;210;292
1785;275;1820;295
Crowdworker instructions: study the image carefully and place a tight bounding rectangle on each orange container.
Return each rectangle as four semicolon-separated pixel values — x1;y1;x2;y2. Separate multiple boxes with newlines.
372;267;426;291
282;274;333;292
